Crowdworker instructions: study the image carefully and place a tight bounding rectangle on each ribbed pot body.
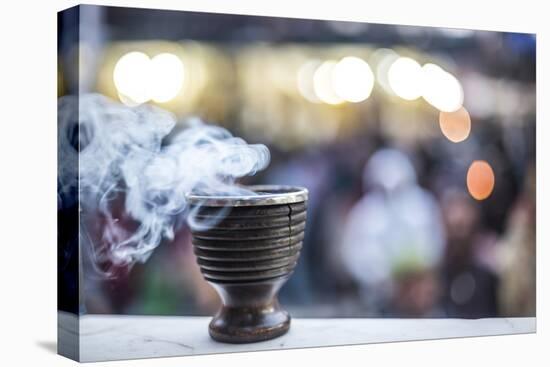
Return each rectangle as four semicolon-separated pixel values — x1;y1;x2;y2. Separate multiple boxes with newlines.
190;200;307;343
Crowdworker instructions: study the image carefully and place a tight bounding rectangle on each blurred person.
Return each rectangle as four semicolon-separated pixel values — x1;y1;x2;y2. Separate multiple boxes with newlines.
440;190;498;318
268;139;373;316
392;268;440;317
340;148;446;317
496;164;536;316
81;194;143;314
266;151;332;307
174;230;221;315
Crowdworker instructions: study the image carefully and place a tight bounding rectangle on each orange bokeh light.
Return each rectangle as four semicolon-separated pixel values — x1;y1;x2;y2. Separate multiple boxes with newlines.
466;160;495;200
439;107;471;143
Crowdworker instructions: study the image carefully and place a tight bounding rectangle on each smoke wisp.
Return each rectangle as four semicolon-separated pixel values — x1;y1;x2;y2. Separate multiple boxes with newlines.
58;93;270;275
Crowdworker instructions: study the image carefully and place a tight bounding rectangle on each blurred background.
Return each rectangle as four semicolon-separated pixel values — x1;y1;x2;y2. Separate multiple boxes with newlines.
58;5;536;319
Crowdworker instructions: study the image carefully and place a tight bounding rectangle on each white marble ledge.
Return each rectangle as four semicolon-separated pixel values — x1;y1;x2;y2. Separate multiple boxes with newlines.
58;312;535;362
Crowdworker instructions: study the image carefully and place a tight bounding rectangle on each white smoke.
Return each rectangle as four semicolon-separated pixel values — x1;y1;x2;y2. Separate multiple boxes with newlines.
58;93;270;275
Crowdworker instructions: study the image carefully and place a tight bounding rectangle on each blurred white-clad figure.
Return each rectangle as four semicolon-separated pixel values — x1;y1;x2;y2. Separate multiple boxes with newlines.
341;148;446;316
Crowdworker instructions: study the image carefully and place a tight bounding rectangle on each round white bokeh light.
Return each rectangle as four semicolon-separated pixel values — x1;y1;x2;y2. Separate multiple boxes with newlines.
113;51;153;104
313;60;344;105
421;63;464;112
332;56;375;103
150;53;185;103
387;57;423;101
297;60;322;103
113;51;185;105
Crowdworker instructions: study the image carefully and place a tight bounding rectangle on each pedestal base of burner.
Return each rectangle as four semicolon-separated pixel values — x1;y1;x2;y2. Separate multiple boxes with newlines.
209;304;290;344
207;279;291;343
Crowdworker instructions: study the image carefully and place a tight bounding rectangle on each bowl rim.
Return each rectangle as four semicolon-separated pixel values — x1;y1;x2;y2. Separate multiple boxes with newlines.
186;185;308;207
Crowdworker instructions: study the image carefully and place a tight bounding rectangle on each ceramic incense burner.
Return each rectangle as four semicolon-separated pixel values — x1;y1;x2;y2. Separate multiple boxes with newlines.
187;185;308;343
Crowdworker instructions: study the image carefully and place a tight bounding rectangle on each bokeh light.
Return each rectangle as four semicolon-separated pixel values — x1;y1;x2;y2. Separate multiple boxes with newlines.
332;56;374;103
466;160;495;200
372;48;400;95
150;53;185;103
113;51;185;105
113;51;152;104
297;60;322;103
313;60;344;105
439;106;471;143
421;63;464;112
387;57;423;100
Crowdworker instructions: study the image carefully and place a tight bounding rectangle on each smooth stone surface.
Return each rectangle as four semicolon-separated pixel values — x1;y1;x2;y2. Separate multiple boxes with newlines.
58;312;536;362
